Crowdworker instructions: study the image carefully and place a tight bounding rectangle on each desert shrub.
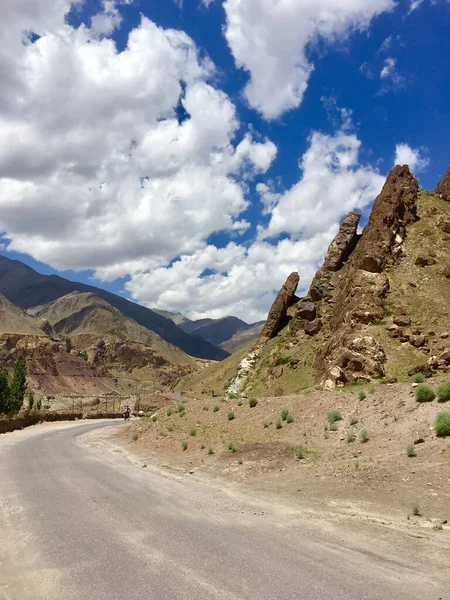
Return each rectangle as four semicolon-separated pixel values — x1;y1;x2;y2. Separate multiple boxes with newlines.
249;397;258;408
177;403;185;413
237;400;243;407
178;410;185;418
213;405;220;412
167;424;174;432
327;410;342;425
189;428;197;437
227;411;235;421
435;411;450;437
181;440;188;451
36;398;42;411
415;384;435;403
276;419;282;430
359;429;369;443
228;441;236;453
281;409;289;421
295;446;305;460
166;407;172;416
207;447;214;455
228;392;239;400
132;433;138;441
349;415;358;426
27;391;35;411
346;430;356;444
437;380;450;402
203;406;209;411
79;351;88;361
368;385;376;394
286;413;294;424
358;391;366;401
413;373;425;384
412;502;421;516
324;431;329;440
238;458;243;465
263;421;270;428
151;414;158;422
329;421;337;432
406;444;416;457
200;444;205;449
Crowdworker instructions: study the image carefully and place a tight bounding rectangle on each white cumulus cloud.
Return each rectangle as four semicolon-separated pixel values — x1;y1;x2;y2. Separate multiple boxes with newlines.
0;4;276;283
127;124;386;322
222;0;396;120
261;129;385;240
394;144;429;172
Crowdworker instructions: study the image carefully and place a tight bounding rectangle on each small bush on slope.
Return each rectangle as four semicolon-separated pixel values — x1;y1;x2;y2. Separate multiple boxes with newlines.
435;412;450;437
415;384;435;403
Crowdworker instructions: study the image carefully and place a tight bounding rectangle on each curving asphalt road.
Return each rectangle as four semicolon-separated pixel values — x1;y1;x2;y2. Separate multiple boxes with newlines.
0;421;446;600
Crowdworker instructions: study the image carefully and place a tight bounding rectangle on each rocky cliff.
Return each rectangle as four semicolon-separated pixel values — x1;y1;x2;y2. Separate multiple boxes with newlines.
176;165;450;398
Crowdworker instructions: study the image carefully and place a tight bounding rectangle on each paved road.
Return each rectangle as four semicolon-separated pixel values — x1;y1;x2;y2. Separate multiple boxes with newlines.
0;421;445;600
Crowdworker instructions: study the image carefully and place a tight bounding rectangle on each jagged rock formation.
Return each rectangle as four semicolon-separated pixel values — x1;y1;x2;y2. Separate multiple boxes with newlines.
436;165;450;201
316;166;419;385
259;272;299;341
176;164;450;398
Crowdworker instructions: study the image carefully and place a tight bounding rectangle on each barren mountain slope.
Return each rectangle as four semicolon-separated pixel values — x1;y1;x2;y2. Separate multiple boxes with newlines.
0;293;48;336
176;165;450;398
219;321;264;354
29;292;197;367
0;257;228;361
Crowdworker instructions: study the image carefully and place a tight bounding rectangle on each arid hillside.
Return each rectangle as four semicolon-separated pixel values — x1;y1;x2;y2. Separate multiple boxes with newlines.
176;165;450;398
0;293;49;336
0;256;228;361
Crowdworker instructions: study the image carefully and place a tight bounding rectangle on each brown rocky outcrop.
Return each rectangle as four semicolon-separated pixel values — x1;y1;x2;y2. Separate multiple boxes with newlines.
309;211;361;301
259;272;299;341
317;166;419;384
350;165;419;273
436;165;450;201
321;212;361;272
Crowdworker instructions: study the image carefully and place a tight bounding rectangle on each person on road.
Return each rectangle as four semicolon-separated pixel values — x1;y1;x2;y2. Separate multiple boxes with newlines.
124;406;131;420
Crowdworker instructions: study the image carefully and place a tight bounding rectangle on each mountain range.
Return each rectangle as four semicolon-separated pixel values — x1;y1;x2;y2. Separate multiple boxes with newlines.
0;257;263;396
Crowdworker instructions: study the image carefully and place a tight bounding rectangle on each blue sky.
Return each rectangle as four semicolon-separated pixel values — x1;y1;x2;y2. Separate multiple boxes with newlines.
0;0;449;322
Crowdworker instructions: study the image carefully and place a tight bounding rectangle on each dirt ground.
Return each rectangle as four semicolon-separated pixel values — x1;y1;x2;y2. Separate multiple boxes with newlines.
116;379;450;536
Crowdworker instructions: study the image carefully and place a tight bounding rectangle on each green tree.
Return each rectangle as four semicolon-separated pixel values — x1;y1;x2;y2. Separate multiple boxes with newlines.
0;369;10;414
8;359;27;414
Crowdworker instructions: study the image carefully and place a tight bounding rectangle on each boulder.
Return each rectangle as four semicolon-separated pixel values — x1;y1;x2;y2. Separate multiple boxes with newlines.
296;301;316;321
393;314;411;327
304;319;323;336
439;220;450;234
444;266;450;279
408;364;433;378
415;255;436;267
259;272;299;341
309;285;323;302
435;165;450;201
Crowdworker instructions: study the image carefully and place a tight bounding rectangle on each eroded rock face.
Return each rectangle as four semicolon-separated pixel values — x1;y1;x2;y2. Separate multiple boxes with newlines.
436;165;450;201
316;166;419;384
309;211;361;301
259;272;300;341
322;212;361;272
351;165;419;273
